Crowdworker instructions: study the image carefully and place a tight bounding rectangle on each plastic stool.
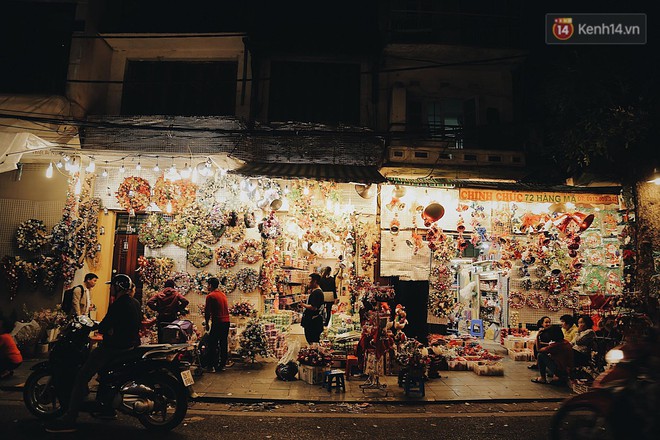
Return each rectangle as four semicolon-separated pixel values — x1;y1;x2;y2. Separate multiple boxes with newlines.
323;369;346;392
469;319;485;339
345;355;358;380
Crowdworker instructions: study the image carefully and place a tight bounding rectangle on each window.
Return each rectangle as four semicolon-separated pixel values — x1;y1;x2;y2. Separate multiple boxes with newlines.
268;61;360;125
407;97;477;147
121;61;237;116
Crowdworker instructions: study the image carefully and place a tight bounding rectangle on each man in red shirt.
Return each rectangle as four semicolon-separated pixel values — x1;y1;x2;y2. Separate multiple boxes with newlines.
204;277;231;372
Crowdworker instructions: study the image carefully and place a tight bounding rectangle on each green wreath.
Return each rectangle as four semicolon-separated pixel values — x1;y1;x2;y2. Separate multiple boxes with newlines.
187;242;213;268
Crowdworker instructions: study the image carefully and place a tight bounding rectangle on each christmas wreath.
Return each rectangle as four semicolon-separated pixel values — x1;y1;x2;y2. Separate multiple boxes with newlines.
258;212;282;239
236;267;259;292
193;271;214;293
545;295;562;312
138;214;172;248
239;239;262;264
561;292;580;310
116;176;151;212
152;176;197;214
508;291;525;309
229;300;256;317
171;271;193;295
216;269;237;293
224;225;245;242
526;292;544;309
215;245;238;268
137;256;175;290
16;219;49;252
187;242;213;268
208;205;228;237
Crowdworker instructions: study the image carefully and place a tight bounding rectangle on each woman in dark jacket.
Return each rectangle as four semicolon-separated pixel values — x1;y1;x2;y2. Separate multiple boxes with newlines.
319;266;337;327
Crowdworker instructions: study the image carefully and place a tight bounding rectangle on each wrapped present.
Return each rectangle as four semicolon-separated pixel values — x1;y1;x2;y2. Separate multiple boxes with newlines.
473;361;504;376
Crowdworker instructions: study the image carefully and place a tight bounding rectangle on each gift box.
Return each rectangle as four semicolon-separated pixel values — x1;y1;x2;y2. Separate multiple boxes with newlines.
298;364;327;384
508;349;534;361
473;361;504;376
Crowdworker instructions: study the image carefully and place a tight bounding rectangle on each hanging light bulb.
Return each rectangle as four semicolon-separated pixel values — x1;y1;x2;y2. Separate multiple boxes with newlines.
64;160;71;172
219;168;227;176
166;200;173;214
180;163;191;179
74;178;82;195
119;163;126;174
56;160;63;169
102;168;108;178
192;166;199;183
135;161;142;171
153;156;160;172
86;158;95;173
46;162;53;178
283;185;290;195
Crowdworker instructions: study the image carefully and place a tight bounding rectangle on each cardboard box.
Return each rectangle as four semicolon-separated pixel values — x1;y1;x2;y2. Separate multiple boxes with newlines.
298;364;327;384
508;349;534;361
473;361;504;376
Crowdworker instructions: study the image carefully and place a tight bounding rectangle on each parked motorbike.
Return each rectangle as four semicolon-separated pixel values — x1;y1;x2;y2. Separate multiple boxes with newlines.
550;324;660;440
23;315;195;431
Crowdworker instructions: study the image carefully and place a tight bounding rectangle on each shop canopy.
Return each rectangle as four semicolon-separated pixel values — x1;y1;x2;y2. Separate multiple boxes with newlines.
233;161;387;184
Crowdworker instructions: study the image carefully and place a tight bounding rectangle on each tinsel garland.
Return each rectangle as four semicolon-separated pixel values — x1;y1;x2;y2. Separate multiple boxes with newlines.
238;318;270;362
16;219;48;252
138;214;172;248
216;269;237;293
187;242;213;268
115;176;151;212
236;267;259;292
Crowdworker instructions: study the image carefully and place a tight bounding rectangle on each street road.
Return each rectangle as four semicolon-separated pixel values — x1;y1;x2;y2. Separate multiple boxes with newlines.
0;391;555;439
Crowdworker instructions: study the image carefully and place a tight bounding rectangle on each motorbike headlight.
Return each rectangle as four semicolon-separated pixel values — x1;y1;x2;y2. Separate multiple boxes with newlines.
605;348;624;365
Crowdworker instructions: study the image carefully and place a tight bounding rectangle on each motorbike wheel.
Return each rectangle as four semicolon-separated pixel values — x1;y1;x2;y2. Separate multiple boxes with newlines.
23;369;64;420
551;404;615;440
135;373;188;431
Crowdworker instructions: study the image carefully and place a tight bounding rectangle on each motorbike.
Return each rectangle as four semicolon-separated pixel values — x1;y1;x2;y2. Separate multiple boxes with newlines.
23;315;195;431
550;324;660;440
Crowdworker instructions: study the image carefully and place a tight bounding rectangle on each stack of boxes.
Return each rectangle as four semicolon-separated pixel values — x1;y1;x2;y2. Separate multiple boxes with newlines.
263;322;288;359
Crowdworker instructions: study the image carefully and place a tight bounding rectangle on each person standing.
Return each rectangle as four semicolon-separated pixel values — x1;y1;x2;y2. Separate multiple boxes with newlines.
300;273;324;345
204;277;231;372
147;279;189;342
319;266;337;327
46;274;142;433
71;273;99;317
0;313;22;380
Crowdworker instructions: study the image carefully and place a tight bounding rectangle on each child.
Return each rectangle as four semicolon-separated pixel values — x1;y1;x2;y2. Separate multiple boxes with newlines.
0;314;23;379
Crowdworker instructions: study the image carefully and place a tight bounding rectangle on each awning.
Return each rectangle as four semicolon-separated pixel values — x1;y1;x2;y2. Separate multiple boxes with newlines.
233;162;387;184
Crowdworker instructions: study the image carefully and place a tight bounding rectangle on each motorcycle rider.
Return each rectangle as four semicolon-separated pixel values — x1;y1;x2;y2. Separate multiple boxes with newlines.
45;274;142;433
146;279;189;343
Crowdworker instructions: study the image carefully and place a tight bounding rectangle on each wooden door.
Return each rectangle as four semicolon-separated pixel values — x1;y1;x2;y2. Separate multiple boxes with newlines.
112;234;145;304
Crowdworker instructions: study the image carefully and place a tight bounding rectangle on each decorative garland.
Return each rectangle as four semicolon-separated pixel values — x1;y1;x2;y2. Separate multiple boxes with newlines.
152;176;197;214
236;267;259;292
37;255;61;293
526;292;544;309
545;295;562;312
508;291;525;309
215;245;238;268
116;176;151;212
224;225;245;242
216;269;237;293
16;219;48;252
187;242;213;268
138;214;172;248
171;271;193;295
239;239;262;264
1;256;20;300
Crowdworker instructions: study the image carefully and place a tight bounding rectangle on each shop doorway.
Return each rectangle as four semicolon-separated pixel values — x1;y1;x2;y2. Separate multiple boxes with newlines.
392;279;429;343
111;214;146;304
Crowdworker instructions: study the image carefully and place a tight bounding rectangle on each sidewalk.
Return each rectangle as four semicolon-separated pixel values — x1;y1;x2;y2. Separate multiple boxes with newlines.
1;350;573;404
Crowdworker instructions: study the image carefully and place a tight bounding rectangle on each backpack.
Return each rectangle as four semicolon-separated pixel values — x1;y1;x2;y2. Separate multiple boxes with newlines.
61;285;83;314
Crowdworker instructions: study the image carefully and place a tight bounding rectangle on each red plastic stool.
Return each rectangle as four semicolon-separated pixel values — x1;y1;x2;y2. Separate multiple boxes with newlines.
345;355;358;380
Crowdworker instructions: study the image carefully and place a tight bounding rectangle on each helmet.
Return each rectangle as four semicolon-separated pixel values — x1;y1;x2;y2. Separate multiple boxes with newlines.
106;274;134;291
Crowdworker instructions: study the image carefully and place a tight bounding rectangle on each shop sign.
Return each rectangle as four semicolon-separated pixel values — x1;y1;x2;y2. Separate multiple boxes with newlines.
459;189;619;205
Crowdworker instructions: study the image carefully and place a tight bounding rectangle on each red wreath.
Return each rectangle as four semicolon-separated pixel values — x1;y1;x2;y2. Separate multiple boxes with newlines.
116;176;151;212
152;176;197;214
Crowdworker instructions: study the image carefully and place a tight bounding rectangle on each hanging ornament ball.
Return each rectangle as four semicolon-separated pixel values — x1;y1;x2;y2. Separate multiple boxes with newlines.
422;203;445;225
270;198;283;211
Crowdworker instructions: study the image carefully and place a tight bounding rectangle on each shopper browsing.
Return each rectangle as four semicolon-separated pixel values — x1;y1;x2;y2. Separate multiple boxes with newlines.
204;277;231;372
300;273;324;344
319;266;337;327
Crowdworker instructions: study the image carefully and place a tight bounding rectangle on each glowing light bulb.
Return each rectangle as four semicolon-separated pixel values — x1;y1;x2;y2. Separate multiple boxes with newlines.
46;163;53;178
56;161;63;169
86;160;95;173
136;162;142;171
102;169;108;177
153;163;160;172
192;167;199;183
119;164;126;174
